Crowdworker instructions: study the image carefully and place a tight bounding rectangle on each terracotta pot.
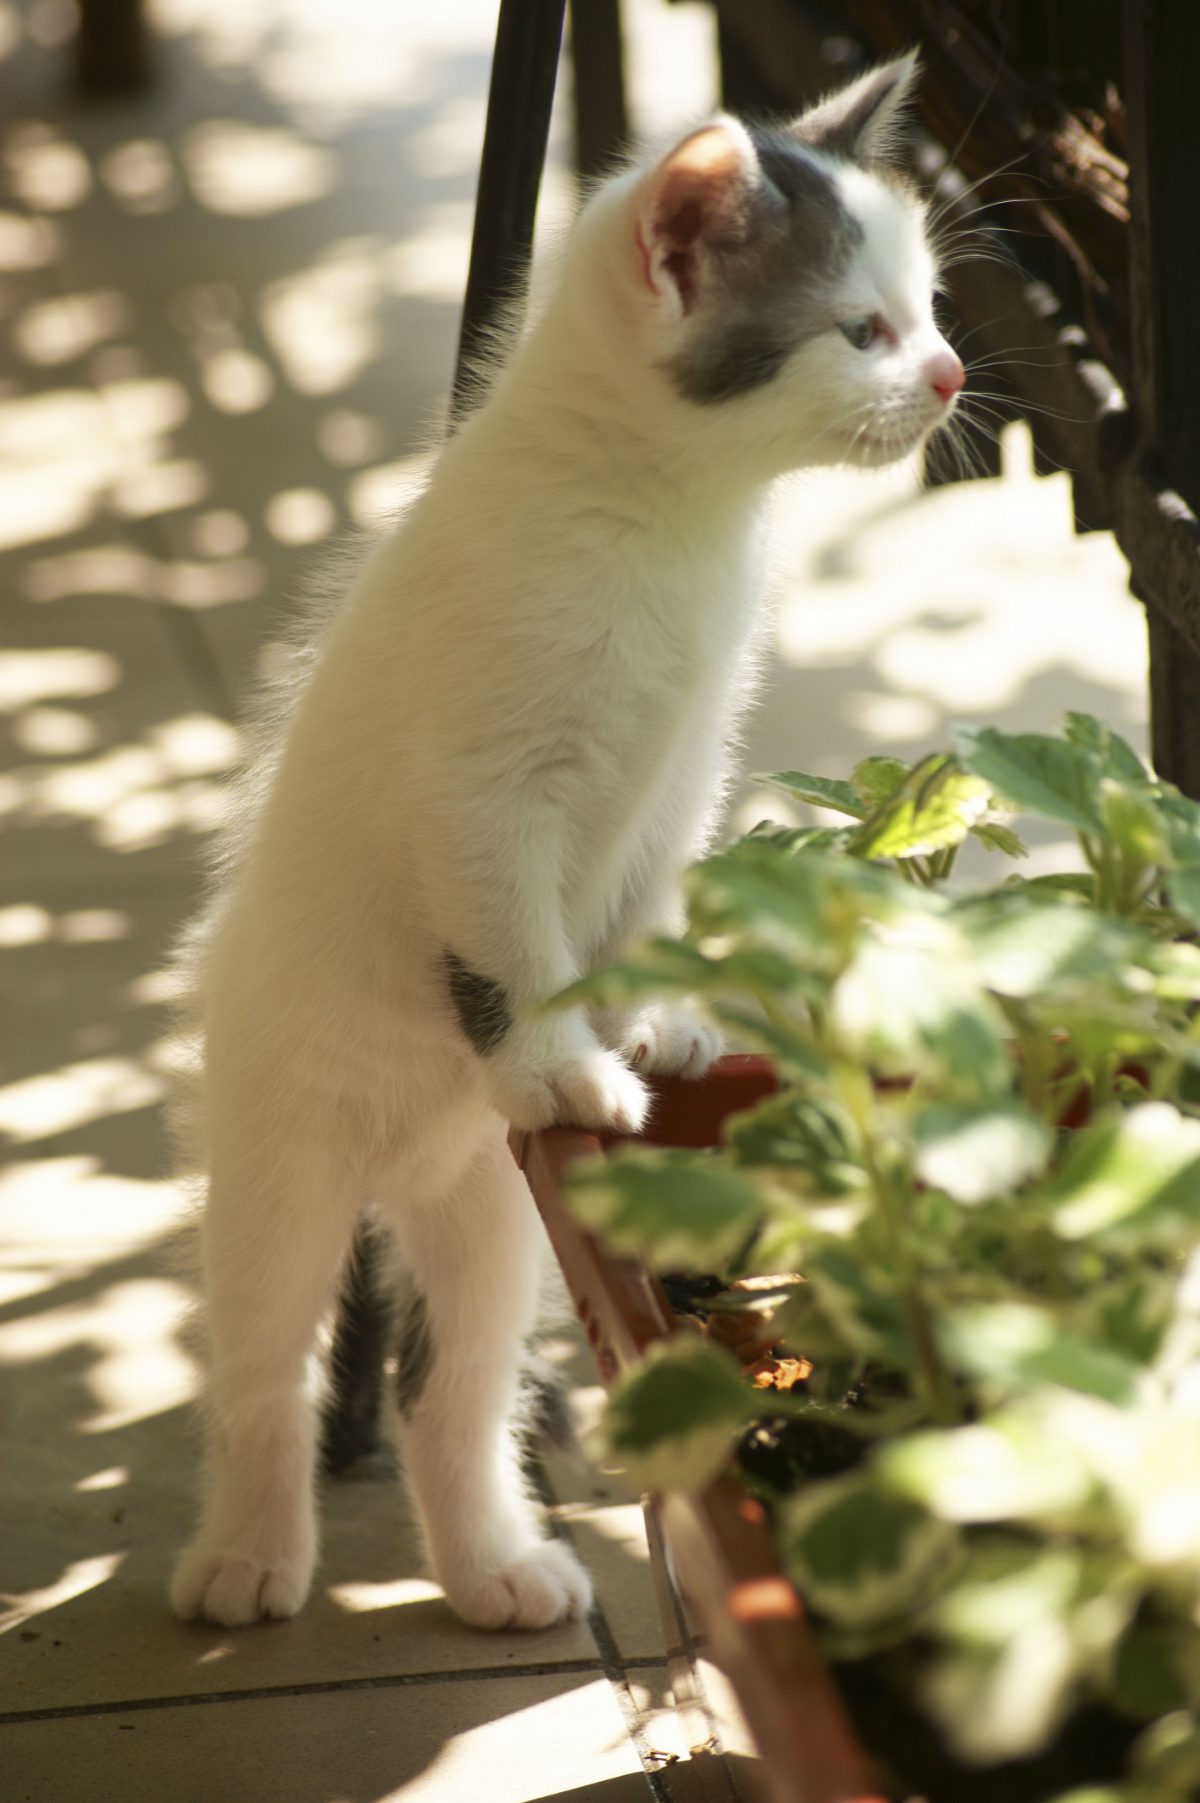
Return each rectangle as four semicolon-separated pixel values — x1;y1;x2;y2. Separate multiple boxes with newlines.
516;1056;890;1803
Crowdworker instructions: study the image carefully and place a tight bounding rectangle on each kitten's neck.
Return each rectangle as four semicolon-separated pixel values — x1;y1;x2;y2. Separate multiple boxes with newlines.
461;208;770;530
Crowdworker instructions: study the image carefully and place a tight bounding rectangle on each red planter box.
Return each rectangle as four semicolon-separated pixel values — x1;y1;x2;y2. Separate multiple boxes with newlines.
517;1057;890;1803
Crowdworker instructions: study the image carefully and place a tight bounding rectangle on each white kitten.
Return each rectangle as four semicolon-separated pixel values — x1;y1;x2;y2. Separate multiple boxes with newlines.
170;54;961;1632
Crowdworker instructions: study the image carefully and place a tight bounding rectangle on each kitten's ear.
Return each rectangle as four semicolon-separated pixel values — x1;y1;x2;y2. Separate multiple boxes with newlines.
791;51;920;167
635;118;761;322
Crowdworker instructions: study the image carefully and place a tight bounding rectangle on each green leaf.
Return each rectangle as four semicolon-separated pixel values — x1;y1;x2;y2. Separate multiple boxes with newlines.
724;1092;863;1191
1101;779;1169;866
685;842;833;961
707;1002;830;1083
1159;792;1200;924
938;1304;1141;1406
1165;863;1200;933
1048;1104;1200;1241
914;1100;1052;1204
745;821;851;856
779;1470;958;1627
1131;1713;1200;1793
1082;1270;1176;1367
557;935;815;1014
851;755;909;809
599;1336;755;1493
924;1538;1138;1764
924;1638;1076;1765
803;1244;911;1365
856;785;988;862
1043;1791;1136;1803
957;726;1104;834
752;769;866;819
951;889;1139;1000
832;931;1011;1099
922;1644;1073;1766
1019;872;1097;901
972;820;1028;858
1150;942;1200;1004
771;1284;860;1363
921;1550;1090;1763
686;840;930;976
1113;1627;1200;1717
851;752;991;861
564;1148;765;1270
1064;713;1150;785
882;1415;1093;1523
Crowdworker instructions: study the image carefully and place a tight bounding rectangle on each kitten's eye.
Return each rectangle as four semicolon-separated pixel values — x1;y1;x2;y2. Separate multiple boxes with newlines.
839;316;878;351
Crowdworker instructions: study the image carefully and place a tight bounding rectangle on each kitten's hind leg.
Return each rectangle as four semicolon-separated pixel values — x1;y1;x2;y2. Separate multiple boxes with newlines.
171;1137;360;1627
387;1132;591;1631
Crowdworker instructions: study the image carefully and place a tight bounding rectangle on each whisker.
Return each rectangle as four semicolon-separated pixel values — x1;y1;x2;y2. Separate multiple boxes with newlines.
928;148;1050;235
962;391;1089;427
934;415;990;482
934;193;1064;232
966;343;1065;360
967;355;1064;373
951;307;1032;353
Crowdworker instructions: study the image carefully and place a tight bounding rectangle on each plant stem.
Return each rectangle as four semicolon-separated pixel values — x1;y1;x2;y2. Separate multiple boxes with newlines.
1091;1051;1116;1114
837;1062;961;1429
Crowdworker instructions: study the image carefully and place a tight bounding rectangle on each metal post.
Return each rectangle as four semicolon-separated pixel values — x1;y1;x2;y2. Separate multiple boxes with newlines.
570;0;628;181
451;0;568;421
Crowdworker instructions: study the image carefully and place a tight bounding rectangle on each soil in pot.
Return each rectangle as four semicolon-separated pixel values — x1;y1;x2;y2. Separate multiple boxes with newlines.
663;1274;1144;1803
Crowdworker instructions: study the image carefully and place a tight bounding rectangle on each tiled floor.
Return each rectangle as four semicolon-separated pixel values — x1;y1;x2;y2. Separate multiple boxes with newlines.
0;3;1152;1800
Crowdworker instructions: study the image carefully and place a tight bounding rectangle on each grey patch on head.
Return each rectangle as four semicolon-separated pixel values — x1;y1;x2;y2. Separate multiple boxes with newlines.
666;127;863;407
394;1291;434;1420
444;949;511;1055
790;53;918;171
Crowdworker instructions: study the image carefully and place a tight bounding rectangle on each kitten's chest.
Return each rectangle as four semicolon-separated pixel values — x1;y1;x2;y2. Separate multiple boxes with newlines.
574;570;745;726
583;532;758;688
558;552;758;777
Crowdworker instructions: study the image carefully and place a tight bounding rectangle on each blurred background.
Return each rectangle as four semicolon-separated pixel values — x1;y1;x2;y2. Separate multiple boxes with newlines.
0;3;1151;1798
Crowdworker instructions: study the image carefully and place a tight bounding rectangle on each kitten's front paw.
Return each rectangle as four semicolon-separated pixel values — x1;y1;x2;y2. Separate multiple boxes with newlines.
595;1004;722;1081
443;1540;592;1631
488;1044;649;1134
170;1542;313;1627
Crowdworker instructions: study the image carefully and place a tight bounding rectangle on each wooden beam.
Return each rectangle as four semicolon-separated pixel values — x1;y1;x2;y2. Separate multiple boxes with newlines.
1120;0;1200;792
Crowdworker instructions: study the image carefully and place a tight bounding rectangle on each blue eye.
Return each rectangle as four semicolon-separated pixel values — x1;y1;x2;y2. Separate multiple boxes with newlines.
839;316;878;351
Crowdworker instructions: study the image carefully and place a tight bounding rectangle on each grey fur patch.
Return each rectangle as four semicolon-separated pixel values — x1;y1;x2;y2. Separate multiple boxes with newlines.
444;949;512;1055
667;129;862;407
394;1292;434;1419
321;1224;393;1477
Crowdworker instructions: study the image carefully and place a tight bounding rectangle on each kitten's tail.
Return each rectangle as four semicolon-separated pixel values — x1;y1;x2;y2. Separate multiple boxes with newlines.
321;1216;577;1478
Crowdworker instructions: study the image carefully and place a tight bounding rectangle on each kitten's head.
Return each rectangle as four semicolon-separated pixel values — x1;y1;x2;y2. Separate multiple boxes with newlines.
622;54;960;473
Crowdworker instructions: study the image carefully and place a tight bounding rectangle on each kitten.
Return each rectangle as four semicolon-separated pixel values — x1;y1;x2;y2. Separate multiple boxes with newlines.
170;53;962;1633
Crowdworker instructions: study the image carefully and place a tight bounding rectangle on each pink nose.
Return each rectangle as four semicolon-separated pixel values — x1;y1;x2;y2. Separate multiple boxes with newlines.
927;347;965;403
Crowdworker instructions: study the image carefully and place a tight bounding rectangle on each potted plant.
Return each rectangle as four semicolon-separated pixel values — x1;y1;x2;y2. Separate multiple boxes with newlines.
520;713;1200;1803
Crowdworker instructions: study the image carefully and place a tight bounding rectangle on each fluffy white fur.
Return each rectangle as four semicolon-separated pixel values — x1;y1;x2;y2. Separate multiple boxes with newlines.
171;59;961;1632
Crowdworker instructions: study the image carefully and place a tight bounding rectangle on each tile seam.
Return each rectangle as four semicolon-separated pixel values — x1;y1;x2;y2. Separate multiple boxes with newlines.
0;1656;654;1725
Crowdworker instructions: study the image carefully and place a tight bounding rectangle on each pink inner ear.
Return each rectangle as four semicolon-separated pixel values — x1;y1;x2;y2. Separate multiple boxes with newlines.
641;123;753;313
654;126;748;243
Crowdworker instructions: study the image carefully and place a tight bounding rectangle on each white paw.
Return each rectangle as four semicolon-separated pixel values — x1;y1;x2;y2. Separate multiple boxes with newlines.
170;1543;313;1627
444;1540;593;1631
596;1004;722;1080
489;1044;649;1134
